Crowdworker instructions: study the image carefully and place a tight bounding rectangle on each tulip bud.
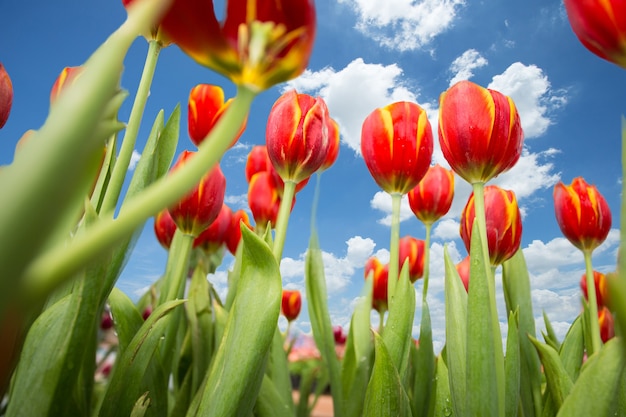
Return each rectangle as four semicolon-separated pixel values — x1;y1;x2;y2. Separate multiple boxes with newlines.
245;144;309;194
398;236;425;283
333;325;347;345
167;151;226;236
554;177;612;253
580;270;609;309
281;289;302;322
248;171;282;230
361;101;433;195
598;306;615;343
408;164;455;225
456;256;470;292
50;66;82;105
365;256;389;313
226;209;252;255
154;209;177;250
438;80;523;184
266;90;331;183
193;204;233;253
564;0;626;68
160;0;316;91
188;84;246;147
0;62;13;129
460;185;522;266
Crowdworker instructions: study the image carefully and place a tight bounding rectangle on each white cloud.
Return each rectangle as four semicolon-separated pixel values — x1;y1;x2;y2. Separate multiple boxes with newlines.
432;218;460;241
488;62;568;139
370;192;413;225
128;150;141;171
491;148;561;199
224;193;248;210
284;58;416;154
340;0;466;51
449;49;488;86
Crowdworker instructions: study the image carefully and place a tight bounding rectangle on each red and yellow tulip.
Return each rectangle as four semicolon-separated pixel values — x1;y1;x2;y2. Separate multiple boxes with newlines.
154;208;177;250
226;209;252;255
281;289;302;322
247;171;282;230
408;164;455;225
580;270;610;309
365;256;389;313
398;236;425;283
193;203;233;253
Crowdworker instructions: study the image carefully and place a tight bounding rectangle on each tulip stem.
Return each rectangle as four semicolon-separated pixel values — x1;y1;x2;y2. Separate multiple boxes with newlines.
273;180;297;263
159;229;194;305
422;222;432;303
22;86;256;301
387;192;402;309
583;250;602;355
101;39;162;215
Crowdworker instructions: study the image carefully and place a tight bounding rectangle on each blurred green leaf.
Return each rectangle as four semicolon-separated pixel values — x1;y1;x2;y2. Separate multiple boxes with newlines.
263;328;295;413
255;374;295;417
108;287;144;355
443;245;467;417
432;354;453;417
130;392;151;417
558;315;584;381
542;311;561;351
363;333;413;417
529;336;573;409
505;310;520;417
411;300;435;417
192;226;281;417
306;233;343;417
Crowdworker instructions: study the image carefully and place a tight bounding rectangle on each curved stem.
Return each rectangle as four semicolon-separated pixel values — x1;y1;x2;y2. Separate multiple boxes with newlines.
272;180;297;263
583;250;602;355
23;86;257;300
101;39;162;215
422;222;432;304
387;192;402;309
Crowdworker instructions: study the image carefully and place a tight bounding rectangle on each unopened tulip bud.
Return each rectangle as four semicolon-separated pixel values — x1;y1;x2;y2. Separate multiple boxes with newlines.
193;204;233;253
281;289;302;322
226;209;252;255
408;164;455;225
580;270;609;308
365;256;389;313
154;209;177;250
398;236;425;283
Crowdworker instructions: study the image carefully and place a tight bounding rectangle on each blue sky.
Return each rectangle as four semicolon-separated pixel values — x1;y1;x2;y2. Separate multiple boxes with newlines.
1;0;624;350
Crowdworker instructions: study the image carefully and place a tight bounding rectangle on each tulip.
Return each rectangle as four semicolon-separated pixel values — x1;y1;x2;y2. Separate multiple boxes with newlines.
159;0;316;91
50;66;82;105
598;306;615;343
408;164;455;225
438;80;523;185
245;144;309;194
188;84;247;147
154;209;178;250
456;256;470;292
281;289;302;322
266;90;331;184
167;151;226;236
580;270;609;308
361;101;434;195
365;256;389;314
398;236;425;283
318;117;340;172
333;325;347;345
554;177;612;253
226;209;252;255
193;203;233;253
0;62;12;129
564;0;626;68
122;0;172;46
460;185;522;266
247;171;282;231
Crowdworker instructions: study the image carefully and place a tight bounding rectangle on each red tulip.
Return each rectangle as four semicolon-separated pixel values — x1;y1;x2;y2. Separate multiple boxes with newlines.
365;256;389;313
408;164;455;225
553;177;612;253
188;84;246;147
226;209;252;255
154;208;178;249
564;0;626;68
318;117;340;172
580;270;609;308
159;0;316;91
247;171;282;230
168;151;226;236
281;289;302;322
456;256;470;292
193;203;233;253
460;185;522;266
50;66;82;105
266;90;331;183
598;306;615;342
398;236;425;283
333;325;347;345
0;62;12;129
438;80;523;184
245;144;309;194
361;101;433;195
121;0;172;45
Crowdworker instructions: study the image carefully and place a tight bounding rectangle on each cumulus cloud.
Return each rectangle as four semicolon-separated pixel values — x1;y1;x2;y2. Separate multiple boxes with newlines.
224;193;248;210
128;150;141;171
369;192;413;226
339;0;466;51
449;49;488;86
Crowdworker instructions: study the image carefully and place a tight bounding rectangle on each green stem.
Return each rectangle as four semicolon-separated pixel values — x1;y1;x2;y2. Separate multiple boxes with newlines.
159;229;194;305
101;39;162;215
378;309;385;336
422;222;432;304
272;180;297;263
22;86;257;300
387;192;402;309
583;250;602;355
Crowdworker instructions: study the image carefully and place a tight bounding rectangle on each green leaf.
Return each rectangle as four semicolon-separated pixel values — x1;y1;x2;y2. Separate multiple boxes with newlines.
505;310;520;417
306;233;344;417
411;299;435;417
192;226;281;417
443;245;467;417
432;354;453;417
529;336;573;409
263;328;295;412
558;315;584;381
363;333;413;417
542;310;561;351
556;338;625;416
254;374;294;417
108;287;144;355
97;299;185;417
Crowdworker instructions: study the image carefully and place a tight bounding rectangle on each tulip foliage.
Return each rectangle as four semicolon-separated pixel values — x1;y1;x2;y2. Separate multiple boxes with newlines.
1;1;626;417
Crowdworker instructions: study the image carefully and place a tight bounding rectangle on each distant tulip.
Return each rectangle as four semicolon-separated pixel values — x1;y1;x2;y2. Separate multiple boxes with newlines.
226;209;252;255
168;151;226;236
460;185;522;266
154;209;177;250
438;80;523;184
580;270;609;308
248;171;282;230
333;325;347;345
598;306;615;342
408;164;455;225
318;118;340;172
553;177;612;253
365;256;389;313
160;0;316;91
281;289;302;322
266;90;331;183
188;84;246;147
455;256;470;292
193;204;233;253
398;236;425;283
245;144;309;194
0;62;12;129
564;0;626;68
50;66;82;105
361;101;433;195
